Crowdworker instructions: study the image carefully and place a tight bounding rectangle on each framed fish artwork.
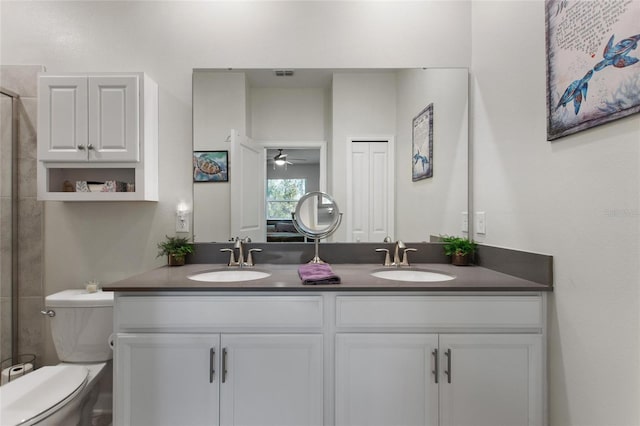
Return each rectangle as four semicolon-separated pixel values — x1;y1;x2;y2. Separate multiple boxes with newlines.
193;151;228;182
412;103;433;182
546;0;640;140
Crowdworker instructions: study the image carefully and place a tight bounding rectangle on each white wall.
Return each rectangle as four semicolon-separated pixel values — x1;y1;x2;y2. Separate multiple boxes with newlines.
251;87;330;141
332;72;397;240
471;2;639;425
1;0;471;364
192;71;248;243
395;68;468;240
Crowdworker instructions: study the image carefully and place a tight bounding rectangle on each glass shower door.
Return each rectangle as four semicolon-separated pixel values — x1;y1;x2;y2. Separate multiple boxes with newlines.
0;88;18;365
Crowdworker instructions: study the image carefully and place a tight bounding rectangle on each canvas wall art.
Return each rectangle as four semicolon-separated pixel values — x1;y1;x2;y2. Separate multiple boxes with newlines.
546;0;640;140
412;103;433;181
193;151;228;182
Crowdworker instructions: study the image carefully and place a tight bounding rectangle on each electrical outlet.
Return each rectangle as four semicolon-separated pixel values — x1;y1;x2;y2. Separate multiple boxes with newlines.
475;212;486;235
461;212;468;232
176;212;190;233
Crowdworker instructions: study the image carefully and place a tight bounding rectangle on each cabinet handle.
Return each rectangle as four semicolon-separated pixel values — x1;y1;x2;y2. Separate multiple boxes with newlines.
209;348;215;383
444;349;452;384
222;348;228;383
78;144;85;150
87;144;94;150
432;349;439;383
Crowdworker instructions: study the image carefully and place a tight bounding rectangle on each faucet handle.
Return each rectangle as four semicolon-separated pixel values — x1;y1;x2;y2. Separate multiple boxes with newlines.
376;248;392;267
245;248;262;267
220;248;238;266
401;248;418;266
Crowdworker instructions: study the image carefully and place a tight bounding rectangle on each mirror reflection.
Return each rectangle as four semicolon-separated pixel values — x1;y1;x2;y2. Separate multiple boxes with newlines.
193;68;468;243
293;191;342;237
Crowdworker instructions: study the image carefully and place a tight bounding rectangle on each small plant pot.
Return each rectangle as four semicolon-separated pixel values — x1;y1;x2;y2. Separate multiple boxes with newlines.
451;253;470;266
168;254;185;266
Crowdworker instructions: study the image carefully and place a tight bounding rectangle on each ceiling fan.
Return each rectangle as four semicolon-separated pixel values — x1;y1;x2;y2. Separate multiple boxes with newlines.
273;149;292;168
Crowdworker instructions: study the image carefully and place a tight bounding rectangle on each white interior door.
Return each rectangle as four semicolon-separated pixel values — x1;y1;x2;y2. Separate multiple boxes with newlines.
230;130;266;241
347;139;394;242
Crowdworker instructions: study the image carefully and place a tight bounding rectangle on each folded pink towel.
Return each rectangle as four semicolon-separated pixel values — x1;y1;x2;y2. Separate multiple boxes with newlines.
298;263;341;285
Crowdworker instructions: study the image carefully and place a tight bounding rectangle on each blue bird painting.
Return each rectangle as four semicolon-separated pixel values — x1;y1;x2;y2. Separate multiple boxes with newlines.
594;34;640;71
556;70;594;115
413;149;429;173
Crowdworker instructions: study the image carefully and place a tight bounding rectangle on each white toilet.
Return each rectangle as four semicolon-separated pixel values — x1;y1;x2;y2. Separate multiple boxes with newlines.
0;289;113;426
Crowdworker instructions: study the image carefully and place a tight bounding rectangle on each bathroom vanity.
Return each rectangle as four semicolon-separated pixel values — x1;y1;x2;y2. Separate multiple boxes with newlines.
106;261;550;426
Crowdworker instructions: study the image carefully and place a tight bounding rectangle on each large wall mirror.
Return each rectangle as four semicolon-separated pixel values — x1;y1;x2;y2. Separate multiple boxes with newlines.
193;68;468;243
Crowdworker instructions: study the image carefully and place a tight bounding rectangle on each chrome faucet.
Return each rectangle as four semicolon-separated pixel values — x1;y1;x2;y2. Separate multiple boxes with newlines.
393;240;406;266
220;237;261;267
386;240;417;267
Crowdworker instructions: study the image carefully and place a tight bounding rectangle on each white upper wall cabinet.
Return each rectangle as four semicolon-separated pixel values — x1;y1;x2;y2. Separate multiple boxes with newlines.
39;75;139;162
37;73;158;201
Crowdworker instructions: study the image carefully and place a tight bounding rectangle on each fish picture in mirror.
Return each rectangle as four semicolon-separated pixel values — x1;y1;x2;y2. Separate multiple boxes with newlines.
412;103;434;181
193;151;228;182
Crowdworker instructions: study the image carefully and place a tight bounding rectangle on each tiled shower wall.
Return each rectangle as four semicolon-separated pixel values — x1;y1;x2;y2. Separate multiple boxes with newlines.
0;65;45;367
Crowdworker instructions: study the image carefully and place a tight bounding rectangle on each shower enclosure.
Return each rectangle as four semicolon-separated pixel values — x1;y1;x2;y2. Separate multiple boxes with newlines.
1;87;19;366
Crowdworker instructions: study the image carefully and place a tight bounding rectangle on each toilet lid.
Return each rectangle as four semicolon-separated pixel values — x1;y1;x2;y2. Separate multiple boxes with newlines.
0;365;88;426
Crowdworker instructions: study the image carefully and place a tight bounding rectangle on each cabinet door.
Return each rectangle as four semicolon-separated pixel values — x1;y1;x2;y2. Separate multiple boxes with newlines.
114;333;220;426
439;334;543;426
37;76;89;161
335;333;439;426
220;334;323;426
88;75;139;162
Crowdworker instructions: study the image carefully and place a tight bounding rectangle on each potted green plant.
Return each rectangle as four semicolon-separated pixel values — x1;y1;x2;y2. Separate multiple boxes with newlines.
441;235;477;266
157;235;194;266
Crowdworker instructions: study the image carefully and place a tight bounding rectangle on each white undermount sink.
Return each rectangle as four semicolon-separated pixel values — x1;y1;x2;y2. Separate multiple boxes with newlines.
188;270;271;282
371;269;455;282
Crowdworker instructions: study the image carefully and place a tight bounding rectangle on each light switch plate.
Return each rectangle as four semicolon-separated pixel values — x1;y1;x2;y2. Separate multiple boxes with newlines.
176;212;190;233
475;212;486;235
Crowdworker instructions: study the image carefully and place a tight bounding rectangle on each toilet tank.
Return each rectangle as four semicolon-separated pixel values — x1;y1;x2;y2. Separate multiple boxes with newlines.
45;289;114;363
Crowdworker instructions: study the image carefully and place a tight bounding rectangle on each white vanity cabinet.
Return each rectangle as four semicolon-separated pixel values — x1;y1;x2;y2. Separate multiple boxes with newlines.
335;333;440;426
334;294;545;426
438;334;542;426
115;333;220;426
335;333;542;426
113;295;324;426
113;292;546;426
37;73;158;201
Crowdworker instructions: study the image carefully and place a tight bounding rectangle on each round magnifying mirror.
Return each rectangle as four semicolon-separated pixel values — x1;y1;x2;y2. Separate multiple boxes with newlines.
292;191;342;239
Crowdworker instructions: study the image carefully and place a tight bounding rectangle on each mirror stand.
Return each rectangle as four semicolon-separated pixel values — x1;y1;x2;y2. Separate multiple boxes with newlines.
291;191;343;264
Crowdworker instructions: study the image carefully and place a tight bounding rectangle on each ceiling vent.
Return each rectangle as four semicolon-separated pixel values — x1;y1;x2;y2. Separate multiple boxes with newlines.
274;69;294;77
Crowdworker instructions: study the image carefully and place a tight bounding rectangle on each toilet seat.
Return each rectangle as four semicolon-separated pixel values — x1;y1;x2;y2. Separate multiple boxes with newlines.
0;364;88;426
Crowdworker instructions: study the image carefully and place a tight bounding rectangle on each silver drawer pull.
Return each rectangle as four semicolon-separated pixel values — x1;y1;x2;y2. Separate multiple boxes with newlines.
40;310;55;317
432;349;439;383
214;348;216;383
444;349;452;383
222;348;228;383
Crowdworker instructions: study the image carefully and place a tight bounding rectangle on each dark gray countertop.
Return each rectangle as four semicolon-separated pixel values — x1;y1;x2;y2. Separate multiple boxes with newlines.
103;263;552;292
